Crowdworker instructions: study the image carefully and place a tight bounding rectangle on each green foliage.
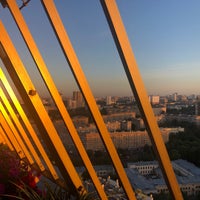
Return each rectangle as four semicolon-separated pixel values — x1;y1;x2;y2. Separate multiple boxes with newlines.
1;181;69;200
1;181;95;200
166;122;200;167
0;144;40;197
0;144;93;200
153;192;173;200
87;150;112;165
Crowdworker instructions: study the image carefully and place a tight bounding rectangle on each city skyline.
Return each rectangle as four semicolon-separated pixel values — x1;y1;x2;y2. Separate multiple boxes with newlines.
0;1;200;97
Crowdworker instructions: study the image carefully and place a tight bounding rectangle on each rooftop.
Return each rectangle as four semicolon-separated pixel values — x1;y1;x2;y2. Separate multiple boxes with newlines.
126;159;200;194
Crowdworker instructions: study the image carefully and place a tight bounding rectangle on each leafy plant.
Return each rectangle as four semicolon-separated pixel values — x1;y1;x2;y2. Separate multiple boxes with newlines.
1;181;98;200
0;144;40;197
0;144;99;199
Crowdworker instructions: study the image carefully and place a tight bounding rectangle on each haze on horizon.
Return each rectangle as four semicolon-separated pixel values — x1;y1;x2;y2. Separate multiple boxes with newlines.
0;1;200;98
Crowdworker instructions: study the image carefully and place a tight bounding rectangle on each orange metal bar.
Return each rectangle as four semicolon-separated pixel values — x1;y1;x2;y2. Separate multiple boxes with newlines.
4;1;107;198
0;112;25;159
0;125;14;150
41;0;136;199
0;67;59;181
0;21;85;196
100;0;183;199
0;101;34;164
0;127;5;144
0;87;46;171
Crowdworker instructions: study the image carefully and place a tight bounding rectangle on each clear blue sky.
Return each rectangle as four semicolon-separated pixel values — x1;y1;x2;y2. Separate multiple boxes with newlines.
0;1;200;97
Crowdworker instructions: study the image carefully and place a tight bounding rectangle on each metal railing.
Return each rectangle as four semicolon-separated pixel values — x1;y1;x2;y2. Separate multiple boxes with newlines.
0;0;183;199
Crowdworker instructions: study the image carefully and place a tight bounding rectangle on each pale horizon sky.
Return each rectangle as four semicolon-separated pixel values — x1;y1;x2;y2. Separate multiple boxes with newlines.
0;1;200;98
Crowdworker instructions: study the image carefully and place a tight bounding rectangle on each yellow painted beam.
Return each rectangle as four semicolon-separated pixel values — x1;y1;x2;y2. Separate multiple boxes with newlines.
0;87;45;171
0;21;85;196
0;125;14;150
4;1;107;198
0;67;59;181
41;0;136;199
0;112;25;159
100;0;183;199
0;127;5;144
0;101;34;164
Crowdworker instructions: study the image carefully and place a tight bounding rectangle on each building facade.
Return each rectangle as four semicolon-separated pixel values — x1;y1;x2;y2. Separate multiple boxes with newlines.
83;127;183;151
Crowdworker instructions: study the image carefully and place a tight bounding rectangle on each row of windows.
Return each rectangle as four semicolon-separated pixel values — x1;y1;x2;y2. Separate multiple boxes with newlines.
137;166;156;169
181;185;200;191
158;185;200;194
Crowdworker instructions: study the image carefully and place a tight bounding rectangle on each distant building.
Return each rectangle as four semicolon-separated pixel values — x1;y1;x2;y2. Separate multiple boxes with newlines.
106;96;112;105
172;93;178;101
64;98;77;109
132;118;145;130
106;121;121;132
164;114;200;125
126;160;200;197
73;91;84;108
72;116;89;128
160;96;168;104
188;94;196;100
178;95;187;102
149;95;160;105
112;96;119;104
120;120;132;131
103;112;136;123
83;127;183;151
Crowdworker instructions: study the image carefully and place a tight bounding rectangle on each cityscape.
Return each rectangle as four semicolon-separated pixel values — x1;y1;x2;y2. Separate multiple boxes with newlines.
37;90;200;199
1;1;200;200
44;91;200;150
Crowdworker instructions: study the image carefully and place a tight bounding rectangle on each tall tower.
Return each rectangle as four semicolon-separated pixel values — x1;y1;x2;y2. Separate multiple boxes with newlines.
106;96;112;105
172;93;178;102
73;91;84;108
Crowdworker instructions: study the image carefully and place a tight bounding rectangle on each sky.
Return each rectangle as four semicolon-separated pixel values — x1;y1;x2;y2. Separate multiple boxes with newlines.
0;1;200;97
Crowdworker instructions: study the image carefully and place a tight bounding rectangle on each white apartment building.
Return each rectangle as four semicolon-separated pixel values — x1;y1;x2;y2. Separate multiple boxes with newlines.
126;160;200;197
127;161;159;175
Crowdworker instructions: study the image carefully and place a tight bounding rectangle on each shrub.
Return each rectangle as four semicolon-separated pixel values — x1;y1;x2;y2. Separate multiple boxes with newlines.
0;144;40;198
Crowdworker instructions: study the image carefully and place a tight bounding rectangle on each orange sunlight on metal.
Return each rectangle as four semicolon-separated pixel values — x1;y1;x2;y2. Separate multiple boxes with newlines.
0;21;85;196
0;0;184;199
0;125;14;150
4;0;108;197
0;67;60;181
100;0;183;199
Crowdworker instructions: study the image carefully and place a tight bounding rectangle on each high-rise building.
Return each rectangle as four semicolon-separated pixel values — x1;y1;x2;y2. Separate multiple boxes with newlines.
106;96;112;105
72;91;84;108
172;93;178;101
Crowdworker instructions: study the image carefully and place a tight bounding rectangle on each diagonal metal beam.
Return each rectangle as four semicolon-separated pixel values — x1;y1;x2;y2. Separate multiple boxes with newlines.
0;21;85;196
0;111;25;159
100;0;183;199
0;126;5;144
41;0;136;199
0;125;14;150
3;1;107;198
0;101;34;164
0;67;59;181
0;87;45;171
